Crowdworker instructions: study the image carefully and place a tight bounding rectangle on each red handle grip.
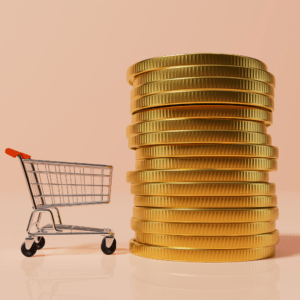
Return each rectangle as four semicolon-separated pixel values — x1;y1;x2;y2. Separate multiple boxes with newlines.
5;148;31;159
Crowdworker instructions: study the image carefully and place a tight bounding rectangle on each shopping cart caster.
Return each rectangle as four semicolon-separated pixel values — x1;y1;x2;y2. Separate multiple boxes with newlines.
21;240;37;257
101;236;116;255
36;237;46;250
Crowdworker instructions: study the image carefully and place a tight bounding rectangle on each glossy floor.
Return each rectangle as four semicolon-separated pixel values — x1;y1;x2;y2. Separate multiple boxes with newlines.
1;191;299;300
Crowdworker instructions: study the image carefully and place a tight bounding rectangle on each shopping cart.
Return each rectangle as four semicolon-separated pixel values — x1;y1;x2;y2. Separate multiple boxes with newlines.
5;148;116;257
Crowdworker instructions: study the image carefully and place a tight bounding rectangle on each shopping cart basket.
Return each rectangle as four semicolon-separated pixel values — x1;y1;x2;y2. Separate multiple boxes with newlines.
5;148;116;257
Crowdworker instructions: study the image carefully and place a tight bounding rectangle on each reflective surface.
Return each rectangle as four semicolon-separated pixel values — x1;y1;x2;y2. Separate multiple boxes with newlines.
1;192;300;299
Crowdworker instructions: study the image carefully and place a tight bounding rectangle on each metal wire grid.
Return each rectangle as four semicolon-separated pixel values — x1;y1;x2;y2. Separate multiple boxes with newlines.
23;159;113;207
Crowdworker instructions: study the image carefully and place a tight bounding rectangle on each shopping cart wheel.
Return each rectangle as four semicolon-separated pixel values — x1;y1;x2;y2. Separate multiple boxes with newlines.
21;241;37;257
36;237;45;250
101;237;116;255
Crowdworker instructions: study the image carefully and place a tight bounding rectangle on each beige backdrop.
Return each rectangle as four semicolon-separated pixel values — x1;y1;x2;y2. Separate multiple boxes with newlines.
1;0;300;195
1;2;300;299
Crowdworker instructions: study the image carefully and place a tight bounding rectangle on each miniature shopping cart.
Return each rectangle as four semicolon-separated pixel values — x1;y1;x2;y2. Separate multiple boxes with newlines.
5;148;116;257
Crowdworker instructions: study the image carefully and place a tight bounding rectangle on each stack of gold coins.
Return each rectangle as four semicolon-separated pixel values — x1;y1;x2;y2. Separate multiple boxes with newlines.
126;53;279;262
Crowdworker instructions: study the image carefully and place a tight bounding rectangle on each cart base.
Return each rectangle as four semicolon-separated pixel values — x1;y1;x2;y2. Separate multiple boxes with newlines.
29;224;114;236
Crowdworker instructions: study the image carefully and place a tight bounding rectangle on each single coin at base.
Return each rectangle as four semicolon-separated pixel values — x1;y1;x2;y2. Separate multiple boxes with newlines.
127;53;268;84
135;157;277;171
131;218;277;236
135;144;279;159
132;65;275;88
127;170;269;183
133;195;277;208
131;105;273;126
129;131;272;149
131;78;274;100
126;119;267;137
129;239;275;262
133;207;279;223
134;230;279;249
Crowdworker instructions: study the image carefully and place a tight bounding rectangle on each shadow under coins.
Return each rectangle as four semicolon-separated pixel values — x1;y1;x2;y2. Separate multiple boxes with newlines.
21;254;117;300
274;234;300;259
129;254;281;300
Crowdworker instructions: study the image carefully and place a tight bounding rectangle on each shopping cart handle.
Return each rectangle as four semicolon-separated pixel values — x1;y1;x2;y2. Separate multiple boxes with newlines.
5;148;31;159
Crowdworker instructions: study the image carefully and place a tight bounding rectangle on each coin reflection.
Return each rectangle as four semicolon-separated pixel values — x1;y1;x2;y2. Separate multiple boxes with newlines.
21;255;116;300
130;254;280;300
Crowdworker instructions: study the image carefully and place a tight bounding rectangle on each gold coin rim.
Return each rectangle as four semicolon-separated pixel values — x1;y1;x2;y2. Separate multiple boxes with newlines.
131;218;277;236
135;157;277;171
127;119;267;137
134;230;279;249
132;65;275;88
135;144;279;159
131;105;273;126
133;195;277;208
129;131;272;149
127;170;269;183
127;53;268;84
129;239;275;262
131;78;274;100
132;206;279;222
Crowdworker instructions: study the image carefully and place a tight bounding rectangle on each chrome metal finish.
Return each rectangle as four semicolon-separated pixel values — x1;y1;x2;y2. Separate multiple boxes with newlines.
15;154;114;247
25;237;34;249
21;158;113;208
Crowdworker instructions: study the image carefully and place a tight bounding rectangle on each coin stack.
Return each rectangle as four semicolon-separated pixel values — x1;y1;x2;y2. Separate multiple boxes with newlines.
126;53;279;262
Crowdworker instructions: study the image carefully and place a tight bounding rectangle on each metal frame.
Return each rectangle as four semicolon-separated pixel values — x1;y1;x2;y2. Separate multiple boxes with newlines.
17;155;114;240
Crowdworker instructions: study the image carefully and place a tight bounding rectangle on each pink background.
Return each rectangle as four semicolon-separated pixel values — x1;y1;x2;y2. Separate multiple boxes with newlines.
1;1;300;299
1;0;300;194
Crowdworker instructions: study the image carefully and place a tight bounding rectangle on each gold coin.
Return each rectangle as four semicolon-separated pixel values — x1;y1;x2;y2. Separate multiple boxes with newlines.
133;195;277;208
127;53;268;84
129;131;272;149
133;207;278;222
127;119;267;137
132;105;272;126
130;90;274;114
135;157;276;171
127;170;269;183
134;230;279;249
132;65;275;88
135;145;279;159
131;78;274;100
131;218;277;236
131;182;276;196
129;239;275;262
